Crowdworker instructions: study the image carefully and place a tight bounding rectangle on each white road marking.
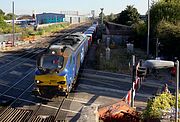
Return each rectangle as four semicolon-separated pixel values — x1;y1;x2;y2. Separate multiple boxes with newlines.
82;68;131;77
60;108;79;114
81;73;175;89
79;77;127;88
81;73;131;83
78;84;153;98
65;98;100;106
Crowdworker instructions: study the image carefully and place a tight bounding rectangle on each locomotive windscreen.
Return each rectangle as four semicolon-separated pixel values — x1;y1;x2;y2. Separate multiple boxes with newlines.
40;55;64;70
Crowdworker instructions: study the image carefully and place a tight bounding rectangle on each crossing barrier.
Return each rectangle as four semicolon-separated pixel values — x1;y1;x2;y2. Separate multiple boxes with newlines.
124;77;140;105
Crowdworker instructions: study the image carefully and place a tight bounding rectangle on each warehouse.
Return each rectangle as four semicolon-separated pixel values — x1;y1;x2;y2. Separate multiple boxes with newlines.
36;13;65;25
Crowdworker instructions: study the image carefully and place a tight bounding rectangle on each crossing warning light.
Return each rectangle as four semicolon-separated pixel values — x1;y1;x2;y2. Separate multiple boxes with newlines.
137;67;147;77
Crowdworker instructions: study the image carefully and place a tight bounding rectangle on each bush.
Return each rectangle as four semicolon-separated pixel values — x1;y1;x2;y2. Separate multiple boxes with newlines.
143;92;175;119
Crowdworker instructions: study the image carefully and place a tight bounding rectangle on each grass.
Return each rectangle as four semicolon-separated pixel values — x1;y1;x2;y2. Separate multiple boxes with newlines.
21;22;70;41
96;43;146;74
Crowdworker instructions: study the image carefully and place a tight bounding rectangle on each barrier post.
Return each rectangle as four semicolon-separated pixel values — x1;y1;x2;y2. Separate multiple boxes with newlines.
131;55;135;107
175;60;179;122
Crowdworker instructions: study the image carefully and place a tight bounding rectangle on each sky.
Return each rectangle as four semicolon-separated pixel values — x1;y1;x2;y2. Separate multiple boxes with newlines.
0;0;154;16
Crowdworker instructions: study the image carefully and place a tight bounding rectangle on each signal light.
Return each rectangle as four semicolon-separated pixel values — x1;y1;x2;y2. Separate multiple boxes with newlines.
137;67;147;77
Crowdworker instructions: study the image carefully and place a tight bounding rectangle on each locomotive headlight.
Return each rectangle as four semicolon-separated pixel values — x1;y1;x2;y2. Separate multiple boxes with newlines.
36;80;40;84
57;81;65;84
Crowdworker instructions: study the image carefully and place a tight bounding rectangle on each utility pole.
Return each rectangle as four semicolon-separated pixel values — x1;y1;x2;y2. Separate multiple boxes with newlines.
12;1;15;46
131;55;136;107
156;38;159;58
147;0;150;57
175;60;179;122
100;8;104;25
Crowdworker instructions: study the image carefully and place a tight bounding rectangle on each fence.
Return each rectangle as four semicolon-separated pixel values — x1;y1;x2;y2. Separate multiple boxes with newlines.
0;33;22;44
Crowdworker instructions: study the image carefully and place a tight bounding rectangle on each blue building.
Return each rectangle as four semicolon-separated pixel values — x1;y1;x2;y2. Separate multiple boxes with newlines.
36;13;65;25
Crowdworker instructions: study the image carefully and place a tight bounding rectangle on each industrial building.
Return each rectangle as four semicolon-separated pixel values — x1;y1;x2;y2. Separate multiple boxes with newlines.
36;13;65;25
60;11;87;24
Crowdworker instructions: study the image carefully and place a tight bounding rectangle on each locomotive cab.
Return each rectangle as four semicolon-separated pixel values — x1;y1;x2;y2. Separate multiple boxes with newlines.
34;46;71;96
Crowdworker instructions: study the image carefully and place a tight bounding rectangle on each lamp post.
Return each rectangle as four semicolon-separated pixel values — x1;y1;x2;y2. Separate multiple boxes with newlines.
12;1;15;46
147;0;150;57
131;55;136;107
175;60;179;122
100;8;104;25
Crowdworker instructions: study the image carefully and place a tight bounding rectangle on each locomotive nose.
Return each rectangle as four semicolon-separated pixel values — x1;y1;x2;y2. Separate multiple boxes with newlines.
34;74;67;94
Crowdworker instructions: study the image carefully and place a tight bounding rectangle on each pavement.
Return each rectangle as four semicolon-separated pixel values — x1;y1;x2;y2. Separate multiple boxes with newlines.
78;105;99;122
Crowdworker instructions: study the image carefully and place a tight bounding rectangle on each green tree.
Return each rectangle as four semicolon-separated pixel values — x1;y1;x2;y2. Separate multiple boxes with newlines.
4;13;14;20
149;0;180;57
156;20;180;57
133;21;147;48
117;5;140;26
150;0;180;34
104;13;117;22
0;9;5;16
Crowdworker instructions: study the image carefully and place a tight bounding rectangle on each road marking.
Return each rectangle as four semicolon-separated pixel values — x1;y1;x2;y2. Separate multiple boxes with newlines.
60;108;79;114
81;68;131;77
79;77;130;87
41;104;59;110
65;98;100;106
81;73;175;90
78;84;153;98
81;73;131;83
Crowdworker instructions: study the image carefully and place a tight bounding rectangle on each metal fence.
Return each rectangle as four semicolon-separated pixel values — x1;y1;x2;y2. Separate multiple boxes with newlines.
0;33;22;44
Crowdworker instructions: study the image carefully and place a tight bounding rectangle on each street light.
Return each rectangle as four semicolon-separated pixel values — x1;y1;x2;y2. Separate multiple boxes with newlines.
143;59;179;122
12;1;15;46
147;0;150;57
100;8;104;25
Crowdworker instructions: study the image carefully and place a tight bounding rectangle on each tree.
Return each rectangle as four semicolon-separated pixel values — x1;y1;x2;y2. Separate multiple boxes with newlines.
104;13;117;22
0;9;5;16
117;5;140;26
4;13;14;20
156;20;180;57
149;0;180;57
132;21;147;48
150;0;180;34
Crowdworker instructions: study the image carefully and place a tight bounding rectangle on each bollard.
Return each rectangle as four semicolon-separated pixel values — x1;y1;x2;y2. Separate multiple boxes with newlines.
105;47;110;61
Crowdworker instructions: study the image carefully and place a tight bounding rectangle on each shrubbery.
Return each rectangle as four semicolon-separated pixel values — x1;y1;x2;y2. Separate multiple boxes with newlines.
21;23;69;39
143;92;179;119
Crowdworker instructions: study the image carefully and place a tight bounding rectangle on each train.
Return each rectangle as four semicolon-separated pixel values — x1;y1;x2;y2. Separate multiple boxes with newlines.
33;23;98;96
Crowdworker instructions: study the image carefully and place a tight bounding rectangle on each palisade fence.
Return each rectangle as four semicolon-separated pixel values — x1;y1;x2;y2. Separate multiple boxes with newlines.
0;33;22;46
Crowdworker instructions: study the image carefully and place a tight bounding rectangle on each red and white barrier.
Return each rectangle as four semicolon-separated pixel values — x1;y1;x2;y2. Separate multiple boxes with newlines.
125;89;132;105
124;77;140;105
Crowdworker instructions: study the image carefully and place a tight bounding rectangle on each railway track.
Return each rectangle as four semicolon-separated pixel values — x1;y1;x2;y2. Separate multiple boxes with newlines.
29;97;66;122
0;23;90;122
